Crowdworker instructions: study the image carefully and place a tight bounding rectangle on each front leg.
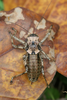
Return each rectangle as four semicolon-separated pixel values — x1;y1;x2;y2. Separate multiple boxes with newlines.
8;27;25;45
9;31;24;49
40;25;52;45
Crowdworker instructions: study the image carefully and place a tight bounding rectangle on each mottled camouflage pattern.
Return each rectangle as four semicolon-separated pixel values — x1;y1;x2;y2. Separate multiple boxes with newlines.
27;54;41;82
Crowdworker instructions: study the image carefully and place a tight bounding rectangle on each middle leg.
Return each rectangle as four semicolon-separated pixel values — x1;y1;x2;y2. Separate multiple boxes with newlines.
23;53;28;68
41;50;55;61
10;53;28;84
10;66;28;84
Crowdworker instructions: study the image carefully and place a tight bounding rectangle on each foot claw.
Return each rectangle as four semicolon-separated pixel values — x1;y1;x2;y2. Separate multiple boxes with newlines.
8;31;11;34
10;80;13;84
11;27;17;32
11;27;14;30
47;85;50;88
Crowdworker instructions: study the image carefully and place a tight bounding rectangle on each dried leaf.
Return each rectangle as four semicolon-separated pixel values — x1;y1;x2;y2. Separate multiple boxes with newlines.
0;7;59;99
3;0;51;15
47;0;67;77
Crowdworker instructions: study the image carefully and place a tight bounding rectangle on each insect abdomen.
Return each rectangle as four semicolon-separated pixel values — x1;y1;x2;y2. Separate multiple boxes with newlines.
27;53;42;82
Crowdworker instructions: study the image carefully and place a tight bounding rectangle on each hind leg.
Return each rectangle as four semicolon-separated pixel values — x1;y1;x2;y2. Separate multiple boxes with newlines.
40;56;50;88
42;66;50;88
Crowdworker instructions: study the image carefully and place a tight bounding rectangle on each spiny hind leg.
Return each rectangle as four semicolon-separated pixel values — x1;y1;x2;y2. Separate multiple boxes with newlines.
40;57;49;88
42;66;50;88
10;66;28;84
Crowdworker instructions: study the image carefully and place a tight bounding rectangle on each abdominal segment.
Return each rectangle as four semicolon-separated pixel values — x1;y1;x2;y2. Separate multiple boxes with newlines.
27;54;42;82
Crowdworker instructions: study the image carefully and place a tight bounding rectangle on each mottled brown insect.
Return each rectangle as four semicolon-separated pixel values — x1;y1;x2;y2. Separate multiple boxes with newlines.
9;25;55;87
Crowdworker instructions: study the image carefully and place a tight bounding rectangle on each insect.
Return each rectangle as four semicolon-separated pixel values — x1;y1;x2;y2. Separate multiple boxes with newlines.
6;1;56;87
9;24;55;87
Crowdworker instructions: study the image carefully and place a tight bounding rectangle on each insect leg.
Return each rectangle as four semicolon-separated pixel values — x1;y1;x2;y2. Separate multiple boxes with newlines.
40;57;49;88
42;67;50;88
41;50;51;60
8;31;25;45
41;50;55;61
11;44;24;49
23;54;28;68
11;27;17;35
9;31;24;49
10;66;28;84
40;25;52;45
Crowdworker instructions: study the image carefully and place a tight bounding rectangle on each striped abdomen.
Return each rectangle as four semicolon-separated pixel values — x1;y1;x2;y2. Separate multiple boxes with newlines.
27;53;42;82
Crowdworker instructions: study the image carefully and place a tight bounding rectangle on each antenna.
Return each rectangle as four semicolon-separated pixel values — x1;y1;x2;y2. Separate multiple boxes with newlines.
6;21;32;35
36;0;52;30
12;0;52;34
5;1;52;36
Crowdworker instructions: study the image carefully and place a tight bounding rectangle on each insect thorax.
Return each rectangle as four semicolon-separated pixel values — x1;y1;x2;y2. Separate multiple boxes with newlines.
26;34;41;54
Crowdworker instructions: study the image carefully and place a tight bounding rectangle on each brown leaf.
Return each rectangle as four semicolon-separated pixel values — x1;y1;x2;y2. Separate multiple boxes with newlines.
47;0;67;77
3;0;52;15
0;7;59;99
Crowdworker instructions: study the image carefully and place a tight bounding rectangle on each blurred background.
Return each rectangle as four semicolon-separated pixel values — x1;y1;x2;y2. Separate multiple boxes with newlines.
0;0;67;100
